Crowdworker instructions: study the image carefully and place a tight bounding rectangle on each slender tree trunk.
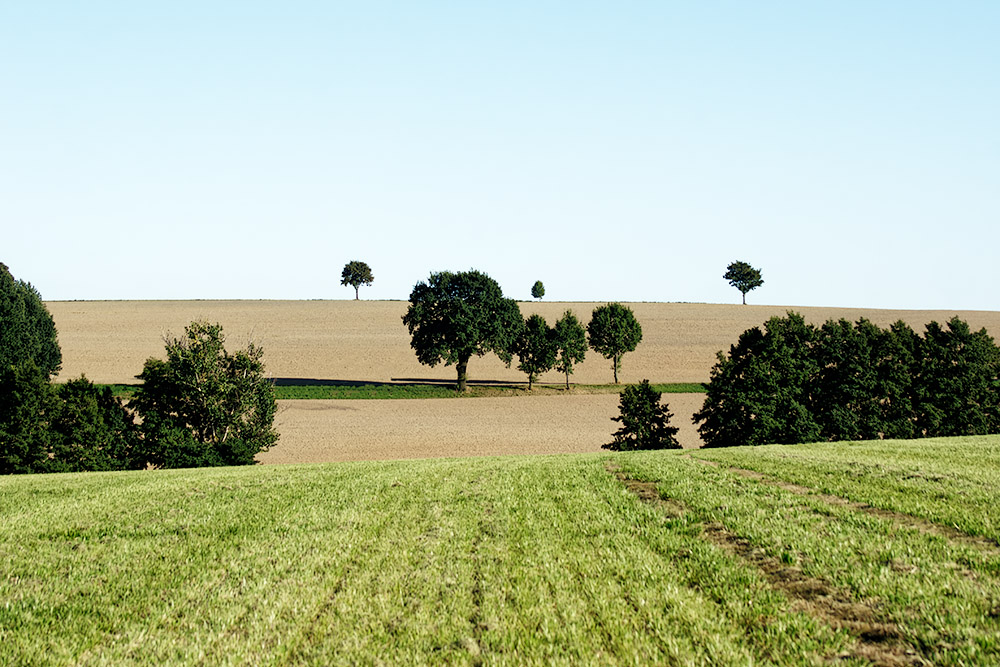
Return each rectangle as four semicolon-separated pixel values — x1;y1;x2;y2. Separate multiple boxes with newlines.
355;286;360;300
456;355;470;392
565;370;570;390
742;291;746;305
613;354;620;384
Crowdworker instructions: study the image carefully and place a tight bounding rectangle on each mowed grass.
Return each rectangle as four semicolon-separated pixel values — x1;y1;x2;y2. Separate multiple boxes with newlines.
2;439;999;665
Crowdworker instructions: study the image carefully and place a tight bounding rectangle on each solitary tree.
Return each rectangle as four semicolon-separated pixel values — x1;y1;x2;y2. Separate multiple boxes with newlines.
724;260;764;305
531;280;545;300
402;270;523;392
552;310;587;389
516;314;557;390
132;321;278;468
587;303;642;384
605;380;680;451
341;260;374;300
0;262;61;377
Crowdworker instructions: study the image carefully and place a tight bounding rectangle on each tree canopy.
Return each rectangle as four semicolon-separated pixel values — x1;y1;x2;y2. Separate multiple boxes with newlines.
0;262;61;377
724;261;764;305
132;321;278;468
531;280;545;300
402;270;523;392
552;310;587;390
587;303;642;384
341;260;374;300
516;314;556;390
605;380;680;451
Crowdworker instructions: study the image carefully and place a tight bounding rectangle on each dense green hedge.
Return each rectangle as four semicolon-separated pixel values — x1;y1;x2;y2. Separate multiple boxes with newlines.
694;313;1000;447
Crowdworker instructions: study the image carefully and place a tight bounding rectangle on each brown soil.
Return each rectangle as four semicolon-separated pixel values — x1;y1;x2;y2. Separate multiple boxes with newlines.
46;300;1000;463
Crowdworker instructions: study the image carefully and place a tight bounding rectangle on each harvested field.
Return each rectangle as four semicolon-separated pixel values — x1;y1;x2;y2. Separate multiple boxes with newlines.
47;300;1000;462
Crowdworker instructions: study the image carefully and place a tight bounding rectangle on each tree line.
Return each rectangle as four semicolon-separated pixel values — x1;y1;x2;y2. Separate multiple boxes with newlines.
1;264;277;474
402;270;644;391
694;312;1000;447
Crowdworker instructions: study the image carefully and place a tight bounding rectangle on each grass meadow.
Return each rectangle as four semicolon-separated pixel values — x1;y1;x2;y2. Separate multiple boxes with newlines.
2;437;998;665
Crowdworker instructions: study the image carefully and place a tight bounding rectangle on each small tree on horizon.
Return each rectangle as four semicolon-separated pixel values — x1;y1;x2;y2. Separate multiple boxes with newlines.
552;310;587;390
604;380;680;451
341;260;374;300
516;314;557;390
587;303;642;384
531;280;545;300
724;260;764;305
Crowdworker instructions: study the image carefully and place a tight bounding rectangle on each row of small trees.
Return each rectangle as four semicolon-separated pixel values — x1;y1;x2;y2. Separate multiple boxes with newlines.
694;312;1000;447
1;264;277;474
402;270;644;391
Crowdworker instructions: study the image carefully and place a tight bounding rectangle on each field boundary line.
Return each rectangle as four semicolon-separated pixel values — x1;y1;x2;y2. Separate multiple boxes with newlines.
684;454;1000;556
605;461;929;667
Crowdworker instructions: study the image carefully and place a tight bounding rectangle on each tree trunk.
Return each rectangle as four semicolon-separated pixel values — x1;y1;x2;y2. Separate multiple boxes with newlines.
613;354;619;384
565;370;570;390
742;291;746;305
456;356;470;392
355;286;360;300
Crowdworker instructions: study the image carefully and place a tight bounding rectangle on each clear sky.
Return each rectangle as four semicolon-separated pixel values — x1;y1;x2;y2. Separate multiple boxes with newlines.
3;2;998;309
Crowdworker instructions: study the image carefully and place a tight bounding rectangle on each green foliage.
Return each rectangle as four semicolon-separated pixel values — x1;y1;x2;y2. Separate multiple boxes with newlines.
0;361;53;474
515;314;556;389
916;317;1000;437
340;260;374;299
723;260;764;305
0;262;61;378
132;321;278;468
552;310;588;389
531;280;545;300
47;377;144;472
605;380;680;450
587;303;642;384
694;313;821;448
402;270;523;391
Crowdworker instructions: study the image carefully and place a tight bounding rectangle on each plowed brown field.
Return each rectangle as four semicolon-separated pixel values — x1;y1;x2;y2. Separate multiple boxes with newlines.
47;300;1000;461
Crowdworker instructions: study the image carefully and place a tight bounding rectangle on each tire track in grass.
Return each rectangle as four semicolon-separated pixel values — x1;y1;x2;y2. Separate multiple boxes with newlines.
605;461;928;667
685;454;1000;559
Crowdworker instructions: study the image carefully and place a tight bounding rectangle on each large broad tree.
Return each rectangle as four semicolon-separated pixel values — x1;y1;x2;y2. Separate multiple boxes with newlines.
402;270;523;392
132;321;278;468
0;262;61;377
516;314;556;390
724;260;764;305
552;310;587;390
587;303;642;384
341;260;374;300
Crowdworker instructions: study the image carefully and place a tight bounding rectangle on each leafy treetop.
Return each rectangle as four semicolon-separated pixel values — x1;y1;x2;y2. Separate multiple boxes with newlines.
0;262;61;377
341;260;374;300
402;270;523;392
531;280;545;300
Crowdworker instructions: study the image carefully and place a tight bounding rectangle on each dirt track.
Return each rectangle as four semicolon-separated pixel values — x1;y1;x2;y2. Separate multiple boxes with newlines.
47;300;1000;462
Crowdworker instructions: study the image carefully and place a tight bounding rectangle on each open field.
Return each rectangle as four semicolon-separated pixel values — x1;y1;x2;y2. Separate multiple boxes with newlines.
47;300;1000;459
2;438;998;665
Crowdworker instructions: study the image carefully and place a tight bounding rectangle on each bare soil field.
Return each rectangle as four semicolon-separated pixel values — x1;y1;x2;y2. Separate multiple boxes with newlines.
47;300;1000;461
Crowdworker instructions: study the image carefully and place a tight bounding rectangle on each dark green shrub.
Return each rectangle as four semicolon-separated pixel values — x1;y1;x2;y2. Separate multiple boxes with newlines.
47;377;144;472
0;361;53;474
605;380;680;451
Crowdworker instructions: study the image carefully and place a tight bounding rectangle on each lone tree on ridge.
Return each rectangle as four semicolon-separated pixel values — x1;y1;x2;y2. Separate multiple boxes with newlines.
341;260;374;300
587;303;642;384
531;280;545;300
724;260;764;305
402;270;523;392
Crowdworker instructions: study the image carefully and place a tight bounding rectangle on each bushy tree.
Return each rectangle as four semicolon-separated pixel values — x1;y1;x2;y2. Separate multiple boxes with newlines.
724;260;764;305
915;317;1000;437
132;321;278;468
0;262;61;377
402;270;523;392
552;310;587;390
531;280;545;300
0;361;53;474
341;260;374;300
587;303;642;384
47;378;144;472
605;380;680;451
694;312;821;448
516;314;556;390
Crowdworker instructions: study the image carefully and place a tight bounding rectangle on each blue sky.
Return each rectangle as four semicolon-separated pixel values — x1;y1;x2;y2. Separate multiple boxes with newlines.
3;2;998;309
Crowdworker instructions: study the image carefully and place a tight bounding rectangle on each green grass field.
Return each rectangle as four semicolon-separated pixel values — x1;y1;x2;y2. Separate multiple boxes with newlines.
103;382;706;400
2;438;998;665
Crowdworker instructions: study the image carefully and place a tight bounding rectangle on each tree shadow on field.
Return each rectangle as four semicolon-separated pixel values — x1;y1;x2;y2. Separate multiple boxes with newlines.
272;378;532;388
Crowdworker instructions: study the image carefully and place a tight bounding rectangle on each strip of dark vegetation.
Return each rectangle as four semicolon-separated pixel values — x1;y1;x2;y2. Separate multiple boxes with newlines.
100;381;707;401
